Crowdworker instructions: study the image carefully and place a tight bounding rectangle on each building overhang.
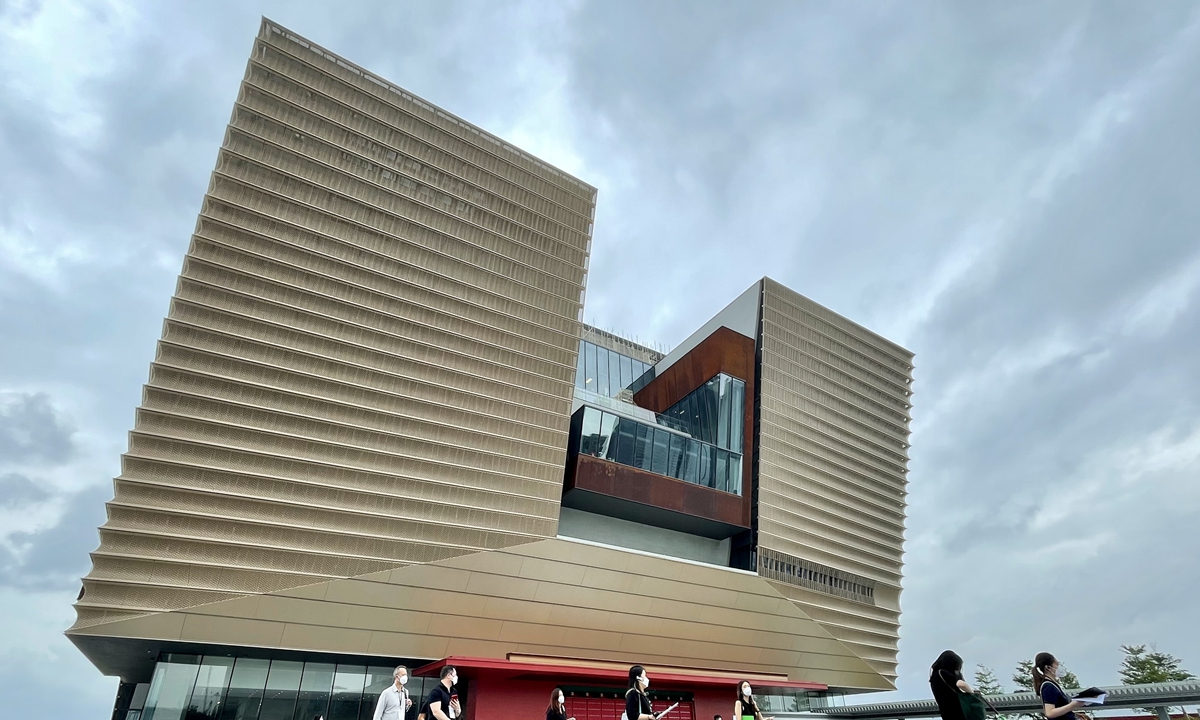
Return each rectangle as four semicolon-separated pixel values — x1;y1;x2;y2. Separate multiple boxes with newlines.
413;654;828;693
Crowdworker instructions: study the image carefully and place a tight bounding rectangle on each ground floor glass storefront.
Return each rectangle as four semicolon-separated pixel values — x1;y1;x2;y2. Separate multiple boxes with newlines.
133;654;448;720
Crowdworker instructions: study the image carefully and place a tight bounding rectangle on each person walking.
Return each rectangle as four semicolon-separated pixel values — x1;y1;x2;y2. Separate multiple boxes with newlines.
372;665;412;720
1033;653;1086;720
734;680;774;720
625;666;659;720
547;687;577;720
427;665;461;720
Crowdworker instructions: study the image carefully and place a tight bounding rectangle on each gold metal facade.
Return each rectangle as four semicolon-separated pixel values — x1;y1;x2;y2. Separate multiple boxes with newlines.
70;19;593;632
755;278;914;682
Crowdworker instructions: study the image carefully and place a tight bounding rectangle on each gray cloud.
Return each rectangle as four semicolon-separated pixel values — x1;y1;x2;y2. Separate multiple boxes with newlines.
0;472;50;509
4;0;1200;714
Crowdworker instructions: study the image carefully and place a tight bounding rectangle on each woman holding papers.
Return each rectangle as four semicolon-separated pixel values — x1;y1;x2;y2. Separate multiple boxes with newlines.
734;681;775;720
626;666;658;720
1033;653;1086;720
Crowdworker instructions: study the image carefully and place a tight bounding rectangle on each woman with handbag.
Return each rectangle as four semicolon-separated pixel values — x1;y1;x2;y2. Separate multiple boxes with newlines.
1032;653;1086;720
625;666;659;720
930;651;988;720
733;681;775;720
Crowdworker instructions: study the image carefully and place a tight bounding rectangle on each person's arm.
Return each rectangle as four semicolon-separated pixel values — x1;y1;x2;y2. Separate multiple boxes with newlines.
735;700;742;718
430;700;451;720
957;679;975;694
372;691;388;720
1044;702;1083;718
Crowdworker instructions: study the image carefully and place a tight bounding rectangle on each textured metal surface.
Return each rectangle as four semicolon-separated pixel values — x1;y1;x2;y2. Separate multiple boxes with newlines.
69;537;893;690
756;278;913;682
69;18;592;632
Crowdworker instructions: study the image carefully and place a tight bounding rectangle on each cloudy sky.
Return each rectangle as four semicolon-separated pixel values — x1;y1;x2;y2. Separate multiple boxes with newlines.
4;0;1200;716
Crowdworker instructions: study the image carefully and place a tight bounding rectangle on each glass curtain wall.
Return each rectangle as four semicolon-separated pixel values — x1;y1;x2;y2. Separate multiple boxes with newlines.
136;656;450;720
573;405;743;495
660;374;745;453
575;340;655;397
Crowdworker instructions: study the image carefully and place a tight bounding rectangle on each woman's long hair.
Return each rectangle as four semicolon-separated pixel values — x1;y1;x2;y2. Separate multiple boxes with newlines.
548;687;565;713
931;650;965;682
737;681;758;712
1033;652;1057;693
628;665;646;691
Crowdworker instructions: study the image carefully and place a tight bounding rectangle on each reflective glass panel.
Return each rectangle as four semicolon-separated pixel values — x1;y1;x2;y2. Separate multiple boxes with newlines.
328;665;365;720
698;444;714;488
728;455;743;495
598;412;619;459
259;660;303;720
580;407;603;456
634;423;653;470
584;342;597;393
715;450;729;493
614;418;637;466
220;658;269;720
608;350;621;396
651;428;670;475
358;668;394;720
730;379;745;453
144;655;201;720
293;662;335;720
187;656;235;720
666;433;684;479
596;345;610;397
718;376;732;451
683;441;699;484
620;355;633;391
574;340;586;390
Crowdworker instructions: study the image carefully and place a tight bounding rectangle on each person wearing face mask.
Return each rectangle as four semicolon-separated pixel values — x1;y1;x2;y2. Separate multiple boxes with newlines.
625;665;666;720
427;666;462;720
734;681;774;720
372;666;412;720
1033;653;1086;720
546;687;577;720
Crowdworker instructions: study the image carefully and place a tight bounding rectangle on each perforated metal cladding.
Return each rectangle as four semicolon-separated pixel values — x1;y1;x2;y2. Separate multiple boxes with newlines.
71;19;592;631
756;278;913;681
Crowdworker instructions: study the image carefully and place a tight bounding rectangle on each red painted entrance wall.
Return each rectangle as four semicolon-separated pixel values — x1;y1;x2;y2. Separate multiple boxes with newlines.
460;674;730;720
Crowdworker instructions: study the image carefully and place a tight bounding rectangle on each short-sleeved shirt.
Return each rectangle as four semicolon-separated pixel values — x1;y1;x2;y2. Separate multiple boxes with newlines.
1041;681;1076;720
625;688;652;720
427;683;456;719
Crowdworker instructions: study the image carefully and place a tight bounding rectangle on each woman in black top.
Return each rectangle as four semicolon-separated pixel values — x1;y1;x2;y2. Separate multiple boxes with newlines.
546;687;576;720
734;681;774;720
930;650;977;720
625;665;657;720
1033;653;1085;720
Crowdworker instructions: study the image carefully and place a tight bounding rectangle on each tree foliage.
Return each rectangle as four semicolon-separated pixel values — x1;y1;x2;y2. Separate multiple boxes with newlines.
975;665;1006;695
1118;645;1195;685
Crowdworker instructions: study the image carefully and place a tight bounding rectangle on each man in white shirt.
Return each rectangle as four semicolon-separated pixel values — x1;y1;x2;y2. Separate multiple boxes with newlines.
372;665;412;720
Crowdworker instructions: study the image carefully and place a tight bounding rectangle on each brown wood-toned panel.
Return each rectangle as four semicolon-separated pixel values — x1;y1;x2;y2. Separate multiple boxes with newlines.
632;325;757;527
564;454;748;533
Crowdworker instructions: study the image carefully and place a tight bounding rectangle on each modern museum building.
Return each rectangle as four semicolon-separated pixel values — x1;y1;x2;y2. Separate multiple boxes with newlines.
67;19;915;720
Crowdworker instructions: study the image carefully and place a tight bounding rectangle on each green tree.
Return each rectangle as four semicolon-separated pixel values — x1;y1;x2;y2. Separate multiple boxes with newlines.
1119;645;1195;685
1013;660;1081;692
975;665;1006;695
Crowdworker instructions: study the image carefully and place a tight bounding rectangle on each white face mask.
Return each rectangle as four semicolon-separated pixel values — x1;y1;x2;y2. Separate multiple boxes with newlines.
641;676;650;688
559;694;565;704
743;686;752;696
398;676;408;686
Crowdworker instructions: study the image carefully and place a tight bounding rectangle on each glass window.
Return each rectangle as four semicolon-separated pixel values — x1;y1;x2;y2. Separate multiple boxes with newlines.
293;662;335;720
580;407;603;457
219;658;269;720
584;342;597;393
718;376;732;451
608;350;621;396
715;450;729;493
651;428;670;476
620;354;633;391
698;444;714;488
667;433;684;479
614;418;637;466
598;412;619;460
328;665;365;720
259;660;303;720
574;340;586;390
596;345;610;397
633;423;653;470
683;441;699;484
187;656;235;720
729;454;743;495
730;379;745;453
358;668;394;720
144;655;201;720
